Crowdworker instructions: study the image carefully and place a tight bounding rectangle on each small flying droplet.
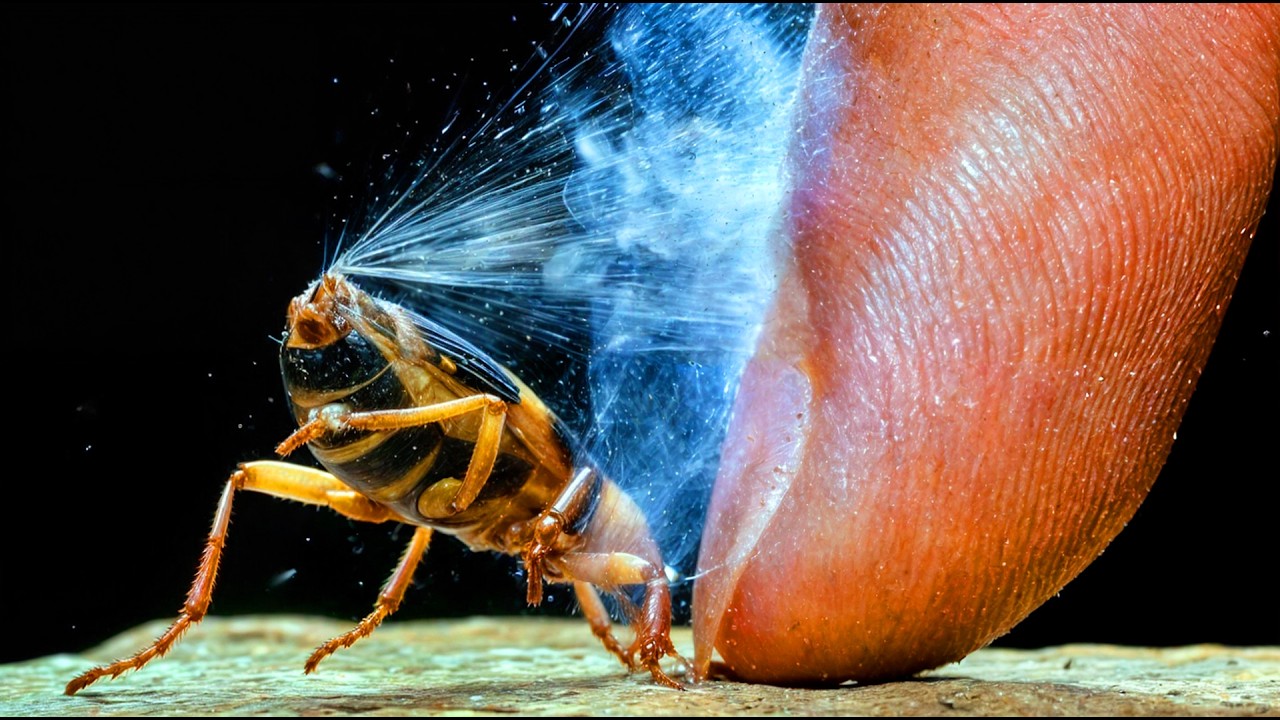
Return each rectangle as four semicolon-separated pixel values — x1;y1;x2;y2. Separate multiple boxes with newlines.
269;569;297;588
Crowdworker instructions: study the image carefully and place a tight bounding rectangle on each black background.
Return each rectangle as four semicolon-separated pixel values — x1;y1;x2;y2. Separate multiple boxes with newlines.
4;4;1277;666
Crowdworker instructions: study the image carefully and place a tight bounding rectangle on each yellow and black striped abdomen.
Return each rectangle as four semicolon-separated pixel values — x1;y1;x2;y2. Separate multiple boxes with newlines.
280;310;552;535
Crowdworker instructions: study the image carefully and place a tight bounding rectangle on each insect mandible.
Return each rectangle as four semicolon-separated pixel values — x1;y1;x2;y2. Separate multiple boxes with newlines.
65;272;686;694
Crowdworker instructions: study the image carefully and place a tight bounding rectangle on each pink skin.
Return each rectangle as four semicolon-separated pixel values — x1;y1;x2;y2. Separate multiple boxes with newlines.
694;5;1279;683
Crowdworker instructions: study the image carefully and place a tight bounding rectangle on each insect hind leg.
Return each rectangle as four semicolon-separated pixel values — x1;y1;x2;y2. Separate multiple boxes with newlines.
64;473;239;696
65;461;397;695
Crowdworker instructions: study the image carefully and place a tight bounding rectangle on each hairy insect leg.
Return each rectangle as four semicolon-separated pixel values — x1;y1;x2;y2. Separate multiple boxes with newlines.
522;467;598;606
573;581;633;670
65;461;395;695
516;468;683;686
557;553;687;690
277;394;506;516
305;525;432;673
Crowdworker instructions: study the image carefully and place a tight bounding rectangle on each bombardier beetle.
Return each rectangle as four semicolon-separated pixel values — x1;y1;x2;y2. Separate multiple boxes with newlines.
66;273;685;694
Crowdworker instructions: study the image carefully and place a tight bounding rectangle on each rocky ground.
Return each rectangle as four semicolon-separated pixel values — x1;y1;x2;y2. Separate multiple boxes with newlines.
5;616;1276;716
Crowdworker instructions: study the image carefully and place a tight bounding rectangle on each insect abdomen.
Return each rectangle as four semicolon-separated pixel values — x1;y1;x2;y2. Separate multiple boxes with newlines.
281;324;557;536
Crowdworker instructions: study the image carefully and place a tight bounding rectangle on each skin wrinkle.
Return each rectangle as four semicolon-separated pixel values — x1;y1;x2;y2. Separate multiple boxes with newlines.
695;3;1279;683
1004;28;1168;386
962;11;1249;474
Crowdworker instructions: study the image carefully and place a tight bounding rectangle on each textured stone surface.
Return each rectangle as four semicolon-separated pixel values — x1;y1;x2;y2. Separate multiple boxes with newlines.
5;616;1277;716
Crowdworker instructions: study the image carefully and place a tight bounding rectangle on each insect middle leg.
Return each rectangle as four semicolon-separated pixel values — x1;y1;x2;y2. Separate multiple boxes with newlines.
573;581;633;669
278;394;507;516
65;461;401;695
305;525;432;673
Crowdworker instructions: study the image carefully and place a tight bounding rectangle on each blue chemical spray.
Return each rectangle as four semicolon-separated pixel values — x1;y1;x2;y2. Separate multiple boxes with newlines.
330;4;812;618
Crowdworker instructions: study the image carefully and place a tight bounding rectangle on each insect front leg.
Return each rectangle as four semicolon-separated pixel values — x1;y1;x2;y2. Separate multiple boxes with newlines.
573;581;634;670
522;469;686;689
65;461;396;695
522;467;599;606
556;552;687;690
